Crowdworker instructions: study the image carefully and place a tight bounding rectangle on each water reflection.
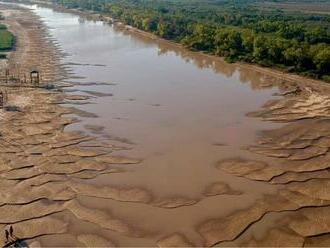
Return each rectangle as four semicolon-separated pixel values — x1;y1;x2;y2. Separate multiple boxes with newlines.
28;5;284;246
33;4;285;93
114;25;280;90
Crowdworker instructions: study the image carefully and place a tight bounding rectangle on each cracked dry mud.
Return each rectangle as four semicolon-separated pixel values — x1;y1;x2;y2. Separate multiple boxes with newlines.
1;3;330;247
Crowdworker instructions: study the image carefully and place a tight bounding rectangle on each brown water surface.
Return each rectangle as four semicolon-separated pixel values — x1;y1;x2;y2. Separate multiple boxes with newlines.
27;5;283;246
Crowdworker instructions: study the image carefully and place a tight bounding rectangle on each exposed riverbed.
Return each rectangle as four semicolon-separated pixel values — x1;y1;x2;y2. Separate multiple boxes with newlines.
33;5;282;245
1;2;330;247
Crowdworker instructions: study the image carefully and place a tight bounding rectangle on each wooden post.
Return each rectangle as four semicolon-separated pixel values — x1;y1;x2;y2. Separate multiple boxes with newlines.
5;69;9;84
0;92;4;109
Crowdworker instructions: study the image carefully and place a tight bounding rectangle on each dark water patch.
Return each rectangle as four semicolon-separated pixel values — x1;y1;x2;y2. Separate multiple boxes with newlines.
64;62;107;67
80;90;113;97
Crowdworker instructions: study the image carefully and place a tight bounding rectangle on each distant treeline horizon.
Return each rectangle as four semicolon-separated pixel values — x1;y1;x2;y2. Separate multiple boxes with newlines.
51;0;330;81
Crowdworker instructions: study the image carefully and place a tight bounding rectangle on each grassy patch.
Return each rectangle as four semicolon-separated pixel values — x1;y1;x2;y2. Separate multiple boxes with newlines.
0;29;14;51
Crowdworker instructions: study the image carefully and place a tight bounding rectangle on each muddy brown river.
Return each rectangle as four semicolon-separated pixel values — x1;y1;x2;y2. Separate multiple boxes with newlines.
31;4;283;246
10;3;300;246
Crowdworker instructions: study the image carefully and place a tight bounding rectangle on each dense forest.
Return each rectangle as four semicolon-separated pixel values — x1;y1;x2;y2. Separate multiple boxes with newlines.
52;0;330;81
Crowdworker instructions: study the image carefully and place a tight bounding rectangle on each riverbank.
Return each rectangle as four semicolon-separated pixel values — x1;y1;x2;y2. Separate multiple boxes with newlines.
25;0;330;90
29;1;327;84
36;3;330;246
0;4;143;246
1;2;330;247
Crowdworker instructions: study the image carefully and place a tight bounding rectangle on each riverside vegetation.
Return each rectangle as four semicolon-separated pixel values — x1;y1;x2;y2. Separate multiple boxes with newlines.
50;0;330;81
0;16;14;59
2;2;330;246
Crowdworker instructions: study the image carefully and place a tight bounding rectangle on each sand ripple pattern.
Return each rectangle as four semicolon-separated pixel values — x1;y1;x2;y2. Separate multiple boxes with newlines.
2;4;330;247
201;82;330;246
0;5;242;246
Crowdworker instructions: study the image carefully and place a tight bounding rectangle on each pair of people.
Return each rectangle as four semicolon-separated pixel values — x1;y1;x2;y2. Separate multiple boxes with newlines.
4;226;21;248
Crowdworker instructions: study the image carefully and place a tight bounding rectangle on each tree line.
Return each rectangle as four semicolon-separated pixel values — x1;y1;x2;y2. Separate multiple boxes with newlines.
53;0;330;81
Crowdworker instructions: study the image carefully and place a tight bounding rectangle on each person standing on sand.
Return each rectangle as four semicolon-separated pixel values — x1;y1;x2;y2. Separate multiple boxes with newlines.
3;226;28;248
4;226;18;247
5;229;9;243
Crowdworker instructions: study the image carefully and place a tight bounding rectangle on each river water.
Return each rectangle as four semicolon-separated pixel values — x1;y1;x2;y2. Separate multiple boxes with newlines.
28;4;282;246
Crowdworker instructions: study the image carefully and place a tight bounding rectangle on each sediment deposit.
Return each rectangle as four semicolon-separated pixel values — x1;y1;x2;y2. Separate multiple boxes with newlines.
1;3;330;247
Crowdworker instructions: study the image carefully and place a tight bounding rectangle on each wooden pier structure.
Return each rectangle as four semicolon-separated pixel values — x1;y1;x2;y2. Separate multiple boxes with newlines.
0;69;44;110
0;69;42;88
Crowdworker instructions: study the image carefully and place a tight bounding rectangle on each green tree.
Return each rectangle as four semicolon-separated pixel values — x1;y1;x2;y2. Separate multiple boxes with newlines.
314;48;330;74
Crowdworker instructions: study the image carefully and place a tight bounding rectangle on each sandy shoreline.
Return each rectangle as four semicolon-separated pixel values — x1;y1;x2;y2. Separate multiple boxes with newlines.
1;2;330;247
0;4;144;246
